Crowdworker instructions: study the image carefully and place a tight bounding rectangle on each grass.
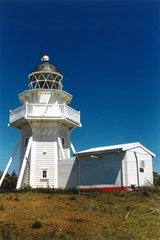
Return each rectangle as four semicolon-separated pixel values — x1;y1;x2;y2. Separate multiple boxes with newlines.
0;190;160;240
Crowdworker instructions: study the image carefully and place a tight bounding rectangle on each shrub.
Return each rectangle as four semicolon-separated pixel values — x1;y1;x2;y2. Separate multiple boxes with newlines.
153;171;160;187
0;171;17;192
1;229;12;240
31;219;42;229
21;184;32;192
139;185;160;197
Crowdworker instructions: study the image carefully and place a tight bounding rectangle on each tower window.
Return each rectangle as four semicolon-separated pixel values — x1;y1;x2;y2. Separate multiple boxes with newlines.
41;169;48;179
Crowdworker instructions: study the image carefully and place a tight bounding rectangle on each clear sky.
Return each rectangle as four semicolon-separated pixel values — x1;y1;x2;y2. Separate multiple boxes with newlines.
0;0;160;173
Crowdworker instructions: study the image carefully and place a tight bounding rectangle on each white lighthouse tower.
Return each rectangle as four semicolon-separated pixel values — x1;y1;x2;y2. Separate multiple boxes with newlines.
8;55;81;189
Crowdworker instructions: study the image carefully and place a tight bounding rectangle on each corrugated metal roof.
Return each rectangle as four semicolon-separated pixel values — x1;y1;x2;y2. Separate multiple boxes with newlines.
75;142;155;157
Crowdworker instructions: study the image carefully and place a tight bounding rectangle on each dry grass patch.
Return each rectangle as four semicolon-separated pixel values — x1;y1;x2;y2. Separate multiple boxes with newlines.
0;191;160;239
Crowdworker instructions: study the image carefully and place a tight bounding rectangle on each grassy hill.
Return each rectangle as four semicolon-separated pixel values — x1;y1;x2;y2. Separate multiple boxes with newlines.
0;190;160;240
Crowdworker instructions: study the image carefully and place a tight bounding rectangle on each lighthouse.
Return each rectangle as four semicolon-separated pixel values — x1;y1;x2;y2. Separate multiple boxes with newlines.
9;55;81;189
0;55;155;192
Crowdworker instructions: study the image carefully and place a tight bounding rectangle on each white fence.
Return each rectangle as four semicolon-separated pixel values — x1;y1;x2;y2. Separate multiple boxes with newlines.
10;103;80;125
9;105;26;122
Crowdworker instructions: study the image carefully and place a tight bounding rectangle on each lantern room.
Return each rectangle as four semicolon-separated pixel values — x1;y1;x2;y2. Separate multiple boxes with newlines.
28;55;63;90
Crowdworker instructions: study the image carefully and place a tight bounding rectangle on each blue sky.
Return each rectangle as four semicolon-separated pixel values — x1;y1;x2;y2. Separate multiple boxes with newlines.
0;0;160;173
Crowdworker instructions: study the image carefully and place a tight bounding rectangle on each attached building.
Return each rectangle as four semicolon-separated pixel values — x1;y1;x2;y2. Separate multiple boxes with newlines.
58;142;155;191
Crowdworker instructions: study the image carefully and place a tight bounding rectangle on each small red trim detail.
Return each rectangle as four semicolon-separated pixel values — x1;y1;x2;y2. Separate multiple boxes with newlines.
80;186;129;192
40;178;49;182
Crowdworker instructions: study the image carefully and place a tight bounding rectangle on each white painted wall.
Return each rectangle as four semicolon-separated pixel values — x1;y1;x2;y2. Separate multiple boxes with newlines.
58;124;70;158
122;152;128;187
29;122;57;188
17;88;74;188
58;157;77;189
21;122;71;188
58;153;124;189
19;132;154;189
78;153;123;188
126;146;153;187
20;90;71;105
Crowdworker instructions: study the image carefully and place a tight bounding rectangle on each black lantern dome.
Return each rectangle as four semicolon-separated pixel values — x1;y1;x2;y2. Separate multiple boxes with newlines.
28;55;63;90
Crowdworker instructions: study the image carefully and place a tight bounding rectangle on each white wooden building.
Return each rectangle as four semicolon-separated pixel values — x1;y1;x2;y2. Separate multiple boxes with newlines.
58;142;155;191
0;55;155;192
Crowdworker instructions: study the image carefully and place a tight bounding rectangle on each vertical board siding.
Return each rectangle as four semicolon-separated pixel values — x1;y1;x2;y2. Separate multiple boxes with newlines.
126;147;153;186
122;153;128;187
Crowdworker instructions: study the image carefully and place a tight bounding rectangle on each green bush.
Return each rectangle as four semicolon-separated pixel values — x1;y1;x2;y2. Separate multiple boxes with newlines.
0;171;17;192
153;171;160;187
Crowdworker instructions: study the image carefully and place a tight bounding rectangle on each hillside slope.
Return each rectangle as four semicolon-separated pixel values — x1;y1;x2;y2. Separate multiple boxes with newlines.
0;191;160;240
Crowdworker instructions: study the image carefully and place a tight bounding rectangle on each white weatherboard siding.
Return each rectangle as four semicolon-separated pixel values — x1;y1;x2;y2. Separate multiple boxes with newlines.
18;121;73;188
26;122;72;188
126;147;153;186
34;141;56;188
30;122;58;188
58;157;77;188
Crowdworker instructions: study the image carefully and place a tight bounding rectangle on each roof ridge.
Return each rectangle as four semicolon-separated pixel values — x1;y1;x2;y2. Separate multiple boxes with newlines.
76;142;155;157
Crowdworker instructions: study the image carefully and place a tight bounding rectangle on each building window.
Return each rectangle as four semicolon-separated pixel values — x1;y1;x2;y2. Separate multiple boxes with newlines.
41;169;48;179
139;160;145;173
140;160;145;168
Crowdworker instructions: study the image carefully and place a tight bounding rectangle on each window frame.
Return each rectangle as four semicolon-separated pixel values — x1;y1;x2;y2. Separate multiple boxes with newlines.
41;169;48;180
139;160;145;173
140;160;145;168
139;168;144;173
